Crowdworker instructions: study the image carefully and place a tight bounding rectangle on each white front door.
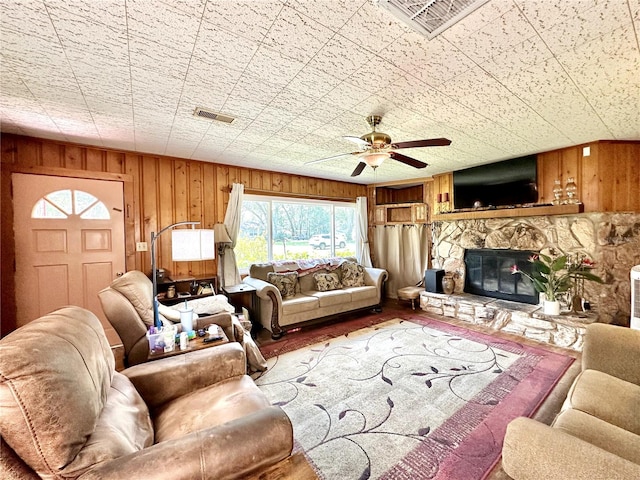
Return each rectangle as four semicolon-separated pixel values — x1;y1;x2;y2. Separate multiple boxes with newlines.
12;174;125;340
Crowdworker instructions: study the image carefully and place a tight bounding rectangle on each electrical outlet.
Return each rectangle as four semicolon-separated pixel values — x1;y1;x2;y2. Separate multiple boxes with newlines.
136;242;148;252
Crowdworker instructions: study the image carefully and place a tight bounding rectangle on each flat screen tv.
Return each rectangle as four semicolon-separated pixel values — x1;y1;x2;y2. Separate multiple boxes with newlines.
453;155;538;209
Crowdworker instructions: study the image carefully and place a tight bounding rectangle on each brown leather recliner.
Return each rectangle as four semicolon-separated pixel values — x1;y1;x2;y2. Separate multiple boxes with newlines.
0;306;293;479
98;270;245;367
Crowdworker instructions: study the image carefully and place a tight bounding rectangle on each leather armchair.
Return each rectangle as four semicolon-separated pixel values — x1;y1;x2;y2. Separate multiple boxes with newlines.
98;270;244;367
0;306;293;480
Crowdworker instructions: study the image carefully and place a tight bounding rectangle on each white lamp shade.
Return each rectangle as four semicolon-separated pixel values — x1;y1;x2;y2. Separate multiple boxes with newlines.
363;152;389;167
171;229;215;261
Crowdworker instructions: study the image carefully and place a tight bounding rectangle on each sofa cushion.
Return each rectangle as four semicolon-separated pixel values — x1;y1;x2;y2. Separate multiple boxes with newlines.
314;272;342;291
345;285;378;302
341;261;365;287
307;289;352;308
0;307;115;476
109;270;155;326
553;408;640;465
282;294;319;315
564;369;640;435
267;272;298;299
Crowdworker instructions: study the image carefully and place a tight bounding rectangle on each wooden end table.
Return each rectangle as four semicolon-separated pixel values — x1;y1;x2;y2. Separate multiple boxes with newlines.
147;329;229;361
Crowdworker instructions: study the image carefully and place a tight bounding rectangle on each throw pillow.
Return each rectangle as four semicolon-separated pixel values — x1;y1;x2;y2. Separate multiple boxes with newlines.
314;272;342;292
267;272;298;299
341;261;365;287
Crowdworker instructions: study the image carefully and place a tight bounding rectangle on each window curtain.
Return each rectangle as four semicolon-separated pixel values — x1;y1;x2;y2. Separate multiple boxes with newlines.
222;183;244;286
373;224;429;298
355;196;372;267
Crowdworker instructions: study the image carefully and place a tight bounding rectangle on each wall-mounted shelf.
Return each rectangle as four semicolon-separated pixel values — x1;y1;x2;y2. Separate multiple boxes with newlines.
432;203;583;221
374;203;428;224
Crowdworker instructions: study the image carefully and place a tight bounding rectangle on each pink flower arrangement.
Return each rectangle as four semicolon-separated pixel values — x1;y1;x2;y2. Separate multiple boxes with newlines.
511;253;603;302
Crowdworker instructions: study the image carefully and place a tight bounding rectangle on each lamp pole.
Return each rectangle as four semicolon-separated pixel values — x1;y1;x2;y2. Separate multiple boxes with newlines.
150;221;199;328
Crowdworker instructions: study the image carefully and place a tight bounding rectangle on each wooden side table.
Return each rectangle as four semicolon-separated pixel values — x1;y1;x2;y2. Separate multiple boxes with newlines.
222;284;258;329
147;329;229;361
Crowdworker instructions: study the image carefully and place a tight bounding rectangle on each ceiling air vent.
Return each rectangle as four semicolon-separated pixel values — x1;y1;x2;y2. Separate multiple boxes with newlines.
375;0;490;40
193;107;235;124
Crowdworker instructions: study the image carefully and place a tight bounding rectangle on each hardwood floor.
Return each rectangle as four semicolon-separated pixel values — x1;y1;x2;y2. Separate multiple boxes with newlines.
253;299;581;480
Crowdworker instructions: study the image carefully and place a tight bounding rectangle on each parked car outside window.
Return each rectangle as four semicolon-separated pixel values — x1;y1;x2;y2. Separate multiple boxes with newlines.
309;233;346;249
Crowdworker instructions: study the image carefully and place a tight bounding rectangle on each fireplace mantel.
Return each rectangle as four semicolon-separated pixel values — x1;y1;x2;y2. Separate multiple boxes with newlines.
433;203;582;221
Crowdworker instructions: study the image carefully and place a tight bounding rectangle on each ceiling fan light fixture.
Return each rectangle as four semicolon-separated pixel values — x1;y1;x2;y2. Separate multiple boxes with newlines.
363;152;390;168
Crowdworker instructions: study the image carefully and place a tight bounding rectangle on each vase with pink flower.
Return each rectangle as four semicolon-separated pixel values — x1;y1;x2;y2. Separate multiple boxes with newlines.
511;252;603;316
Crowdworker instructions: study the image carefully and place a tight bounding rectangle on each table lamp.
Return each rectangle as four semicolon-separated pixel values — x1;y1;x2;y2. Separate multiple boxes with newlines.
151;221;215;328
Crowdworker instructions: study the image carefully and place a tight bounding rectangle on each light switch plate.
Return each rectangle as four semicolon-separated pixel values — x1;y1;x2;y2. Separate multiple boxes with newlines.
136;242;148;252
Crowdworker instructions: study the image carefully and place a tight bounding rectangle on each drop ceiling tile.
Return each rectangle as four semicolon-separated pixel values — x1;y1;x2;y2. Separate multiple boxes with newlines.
244;46;306;87
285;65;342;99
269;88;317;114
307;37;372;81
287;0;362;32
382;34;475;87
128;36;191;79
47;6;129;63
194;23;259;73
1;1;58;42
231;73;282;105
299;101;346;124
203;0;283;43
262;6;335;63
456;6;538;63
344;58;404;92
126;0;201;53
516;0;600;35
339;1;410;54
479;34;555;80
164;142;199;159
322;81;371;110
349;94;395;118
441;0;514;44
220;96;267;120
538;0;632;54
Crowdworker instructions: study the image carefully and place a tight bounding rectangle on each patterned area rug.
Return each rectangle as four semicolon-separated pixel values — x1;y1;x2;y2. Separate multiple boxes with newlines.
253;317;574;480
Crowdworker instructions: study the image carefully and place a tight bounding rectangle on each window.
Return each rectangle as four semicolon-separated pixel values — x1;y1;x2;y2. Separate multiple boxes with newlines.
31;189;110;220
236;195;357;271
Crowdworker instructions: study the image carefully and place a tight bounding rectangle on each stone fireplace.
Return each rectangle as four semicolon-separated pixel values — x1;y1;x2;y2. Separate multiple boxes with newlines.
431;212;640;325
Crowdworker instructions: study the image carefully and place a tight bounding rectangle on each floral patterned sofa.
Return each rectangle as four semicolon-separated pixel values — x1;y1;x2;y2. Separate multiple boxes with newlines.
243;257;388;339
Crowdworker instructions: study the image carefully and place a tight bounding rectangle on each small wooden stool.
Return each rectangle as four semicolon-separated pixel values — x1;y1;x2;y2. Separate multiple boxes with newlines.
397;286;424;310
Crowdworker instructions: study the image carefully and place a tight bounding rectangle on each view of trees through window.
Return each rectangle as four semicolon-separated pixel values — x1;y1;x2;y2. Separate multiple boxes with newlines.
236;196;357;270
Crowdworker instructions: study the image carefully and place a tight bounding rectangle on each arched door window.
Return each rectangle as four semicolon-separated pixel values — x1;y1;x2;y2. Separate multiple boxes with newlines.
31;189;110;220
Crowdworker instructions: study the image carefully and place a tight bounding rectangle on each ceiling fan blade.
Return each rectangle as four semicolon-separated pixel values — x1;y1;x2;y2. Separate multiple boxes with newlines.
343;136;370;147
305;151;360;165
391;138;452;149
350;162;367;177
390;151;428;169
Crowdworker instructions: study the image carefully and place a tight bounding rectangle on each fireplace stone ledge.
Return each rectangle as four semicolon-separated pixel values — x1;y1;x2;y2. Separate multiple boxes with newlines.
420;291;599;351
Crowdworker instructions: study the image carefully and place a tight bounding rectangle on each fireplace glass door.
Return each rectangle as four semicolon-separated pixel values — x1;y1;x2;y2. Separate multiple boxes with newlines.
464;249;538;304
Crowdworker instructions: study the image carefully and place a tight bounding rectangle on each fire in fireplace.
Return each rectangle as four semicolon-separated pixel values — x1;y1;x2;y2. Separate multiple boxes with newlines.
464;249;538;304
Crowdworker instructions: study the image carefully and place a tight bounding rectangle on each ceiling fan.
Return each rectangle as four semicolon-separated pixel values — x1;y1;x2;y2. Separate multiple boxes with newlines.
306;115;451;177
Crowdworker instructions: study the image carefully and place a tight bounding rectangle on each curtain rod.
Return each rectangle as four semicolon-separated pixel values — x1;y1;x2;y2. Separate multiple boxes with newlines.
221;186;356;203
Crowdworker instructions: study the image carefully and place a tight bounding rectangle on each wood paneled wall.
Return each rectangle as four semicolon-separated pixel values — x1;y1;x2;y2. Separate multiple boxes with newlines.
537;140;639;212
1;133;366;334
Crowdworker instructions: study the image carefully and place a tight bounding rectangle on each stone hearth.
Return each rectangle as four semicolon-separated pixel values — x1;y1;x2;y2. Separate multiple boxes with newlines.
432;212;640;326
420;291;598;351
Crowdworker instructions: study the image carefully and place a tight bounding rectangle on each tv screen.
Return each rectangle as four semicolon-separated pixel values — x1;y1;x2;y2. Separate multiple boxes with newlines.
453;155;538;209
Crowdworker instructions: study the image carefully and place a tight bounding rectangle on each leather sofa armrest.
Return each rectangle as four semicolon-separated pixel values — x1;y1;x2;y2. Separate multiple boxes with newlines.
583;323;640;386
502;417;640;480
78;406;293;480
123;343;246;410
